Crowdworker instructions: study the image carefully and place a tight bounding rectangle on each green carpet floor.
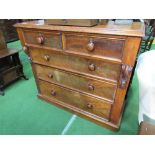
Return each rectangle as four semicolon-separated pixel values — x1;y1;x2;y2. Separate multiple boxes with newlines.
0;40;154;135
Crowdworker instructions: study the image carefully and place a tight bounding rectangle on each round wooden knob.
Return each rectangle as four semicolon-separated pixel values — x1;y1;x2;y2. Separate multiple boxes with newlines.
87;103;93;109
86;41;94;51
88;84;94;91
44;55;50;61
36;36;44;44
51;90;56;96
48;73;53;78
88;63;96;71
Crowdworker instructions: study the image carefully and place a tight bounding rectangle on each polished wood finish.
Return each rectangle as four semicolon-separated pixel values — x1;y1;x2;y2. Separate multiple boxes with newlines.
23;30;62;49
34;64;117;101
15;20;145;37
15;20;144;129
119;64;133;89
65;33;125;60
44;19;99;27
30;48;121;83
39;80;111;119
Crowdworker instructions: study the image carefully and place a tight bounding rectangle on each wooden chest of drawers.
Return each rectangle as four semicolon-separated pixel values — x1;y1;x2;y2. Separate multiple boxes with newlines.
15;20;144;130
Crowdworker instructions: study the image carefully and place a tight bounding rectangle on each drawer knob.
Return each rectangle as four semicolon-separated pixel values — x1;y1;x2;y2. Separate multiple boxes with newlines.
51;90;56;96
86;40;94;51
48;73;53;78
88;84;94;91
88;63;96;71
44;55;50;61
36;36;44;44
87;103;93;109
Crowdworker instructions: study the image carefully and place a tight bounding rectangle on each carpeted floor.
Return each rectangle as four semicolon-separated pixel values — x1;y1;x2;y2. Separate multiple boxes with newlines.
0;40;154;135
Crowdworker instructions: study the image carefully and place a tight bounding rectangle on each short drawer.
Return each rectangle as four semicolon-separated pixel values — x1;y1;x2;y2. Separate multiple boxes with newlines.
23;30;62;49
30;48;121;83
65;33;125;60
34;64;117;101
38;80;112;119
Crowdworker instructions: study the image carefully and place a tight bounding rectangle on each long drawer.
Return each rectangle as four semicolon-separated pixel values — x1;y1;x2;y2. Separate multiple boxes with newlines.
30;48;121;83
34;64;117;101
38;80;112;120
65;33;125;61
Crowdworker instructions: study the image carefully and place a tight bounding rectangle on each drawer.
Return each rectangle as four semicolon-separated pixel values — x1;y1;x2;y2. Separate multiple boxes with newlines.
23;30;62;49
65;33;125;60
38;80;111;119
34;64;117;101
30;48;121;83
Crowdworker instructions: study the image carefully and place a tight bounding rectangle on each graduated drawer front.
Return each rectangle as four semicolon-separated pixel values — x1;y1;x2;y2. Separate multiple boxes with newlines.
34;64;117;101
30;48;121;83
65;33;125;60
38;80;111;119
23;30;62;49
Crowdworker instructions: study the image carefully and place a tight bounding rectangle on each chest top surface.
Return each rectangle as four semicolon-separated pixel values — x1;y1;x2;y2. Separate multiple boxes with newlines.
14;20;145;37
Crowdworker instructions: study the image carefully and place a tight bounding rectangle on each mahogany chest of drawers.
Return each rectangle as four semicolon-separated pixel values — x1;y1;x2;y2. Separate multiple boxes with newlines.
15;20;144;130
